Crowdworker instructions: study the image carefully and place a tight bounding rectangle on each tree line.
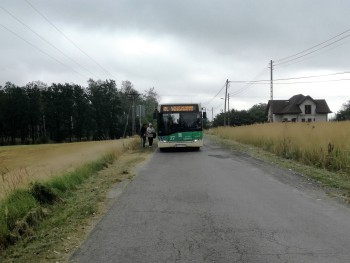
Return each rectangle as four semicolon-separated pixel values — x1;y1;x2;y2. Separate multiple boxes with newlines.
335;100;350;121
212;100;350;126
0;79;159;145
212;103;267;127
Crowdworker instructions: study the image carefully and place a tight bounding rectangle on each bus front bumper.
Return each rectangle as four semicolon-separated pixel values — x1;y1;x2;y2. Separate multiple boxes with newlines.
157;139;203;148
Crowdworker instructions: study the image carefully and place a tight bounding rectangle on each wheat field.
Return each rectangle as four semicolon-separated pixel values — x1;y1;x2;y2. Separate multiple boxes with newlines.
0;138;137;199
209;121;350;173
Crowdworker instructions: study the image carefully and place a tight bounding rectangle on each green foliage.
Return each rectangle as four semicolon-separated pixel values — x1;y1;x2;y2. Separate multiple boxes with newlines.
87;79;121;140
25;82;44;144
0;190;38;231
30;182;59;205
0;79;160;144
0;189;38;249
335;100;350;121
213;103;267;127
142;87;159;123
47;165;96;195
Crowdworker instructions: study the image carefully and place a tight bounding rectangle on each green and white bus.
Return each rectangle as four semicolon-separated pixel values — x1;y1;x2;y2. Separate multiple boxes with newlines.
154;103;206;150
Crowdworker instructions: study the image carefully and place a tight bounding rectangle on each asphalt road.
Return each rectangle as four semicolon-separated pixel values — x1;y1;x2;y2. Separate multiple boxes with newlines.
71;139;350;263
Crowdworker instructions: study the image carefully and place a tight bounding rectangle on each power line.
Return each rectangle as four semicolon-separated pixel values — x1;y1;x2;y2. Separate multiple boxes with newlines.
276;71;350;81
24;0;118;80
205;66;270;107
203;82;226;105
206;67;269;117
212;101;224;111
0;5;95;79
273;78;350;85
0;23;86;80
228;66;269;96
226;70;350;84
275;33;350;67
274;29;350;67
275;37;350;69
275;28;350;63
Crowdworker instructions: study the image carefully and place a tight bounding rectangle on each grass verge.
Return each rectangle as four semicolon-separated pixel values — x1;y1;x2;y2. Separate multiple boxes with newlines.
206;134;350;203
0;141;153;262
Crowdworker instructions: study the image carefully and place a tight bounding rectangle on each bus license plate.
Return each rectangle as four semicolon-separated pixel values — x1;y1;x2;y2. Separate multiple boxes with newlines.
176;144;186;148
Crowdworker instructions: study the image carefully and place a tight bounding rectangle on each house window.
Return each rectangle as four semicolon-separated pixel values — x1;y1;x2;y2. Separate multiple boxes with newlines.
305;105;311;114
308;118;312;122
291;118;296;122
302;118;305;122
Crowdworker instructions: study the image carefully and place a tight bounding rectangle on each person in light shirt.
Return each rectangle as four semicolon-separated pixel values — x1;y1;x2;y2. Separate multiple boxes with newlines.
146;123;155;147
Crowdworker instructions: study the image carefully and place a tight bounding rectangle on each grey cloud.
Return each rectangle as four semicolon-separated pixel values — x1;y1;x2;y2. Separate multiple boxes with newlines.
1;0;350;113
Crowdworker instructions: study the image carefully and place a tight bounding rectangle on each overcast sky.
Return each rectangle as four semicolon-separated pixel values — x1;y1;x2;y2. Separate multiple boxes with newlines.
1;0;350;119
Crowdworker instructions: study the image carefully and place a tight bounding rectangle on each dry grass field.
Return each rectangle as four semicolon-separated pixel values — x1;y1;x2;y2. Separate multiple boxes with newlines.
0;138;137;199
209;121;350;174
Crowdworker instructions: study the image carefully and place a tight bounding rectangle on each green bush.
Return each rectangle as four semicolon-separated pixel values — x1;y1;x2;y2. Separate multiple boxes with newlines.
0;190;38;249
0;190;38;231
30;182;59;205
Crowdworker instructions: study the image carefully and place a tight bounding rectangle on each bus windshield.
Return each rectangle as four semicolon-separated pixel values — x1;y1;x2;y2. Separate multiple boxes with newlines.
158;112;202;136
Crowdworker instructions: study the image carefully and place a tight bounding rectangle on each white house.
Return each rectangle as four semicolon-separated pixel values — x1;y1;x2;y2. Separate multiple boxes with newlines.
267;94;332;122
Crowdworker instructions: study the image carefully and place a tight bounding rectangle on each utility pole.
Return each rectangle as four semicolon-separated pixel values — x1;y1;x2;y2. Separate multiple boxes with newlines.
132;97;135;135
227;93;230;126
224;79;229;126
139;105;142;129
270;60;274;122
127;92;139;135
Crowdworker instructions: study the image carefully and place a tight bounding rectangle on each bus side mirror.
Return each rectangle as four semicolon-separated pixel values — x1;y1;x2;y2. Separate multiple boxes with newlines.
203;112;207;119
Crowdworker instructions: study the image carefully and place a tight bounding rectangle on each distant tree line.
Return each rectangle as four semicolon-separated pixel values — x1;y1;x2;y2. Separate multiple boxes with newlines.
0;79;159;145
212;100;350;126
335;100;350;121
212;103;267;127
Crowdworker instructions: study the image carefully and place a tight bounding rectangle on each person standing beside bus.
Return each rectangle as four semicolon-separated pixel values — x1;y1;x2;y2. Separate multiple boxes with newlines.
146;123;155;147
140;123;147;148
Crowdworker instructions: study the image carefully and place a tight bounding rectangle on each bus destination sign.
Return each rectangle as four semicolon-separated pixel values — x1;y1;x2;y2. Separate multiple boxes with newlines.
161;105;196;112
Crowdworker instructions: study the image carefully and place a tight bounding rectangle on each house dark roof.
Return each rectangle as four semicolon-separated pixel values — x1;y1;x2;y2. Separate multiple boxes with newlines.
314;99;332;113
267;94;332;114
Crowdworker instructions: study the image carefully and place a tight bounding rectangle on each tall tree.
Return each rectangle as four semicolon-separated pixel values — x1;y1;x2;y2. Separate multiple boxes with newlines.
41;84;74;142
87;79;121;139
142;87;159;124
247;103;267;123
213;103;267;127
25;82;44;143
120;80;140;136
72;84;91;141
213;111;225;127
0;79;160;144
0;86;6;144
3;82;29;144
